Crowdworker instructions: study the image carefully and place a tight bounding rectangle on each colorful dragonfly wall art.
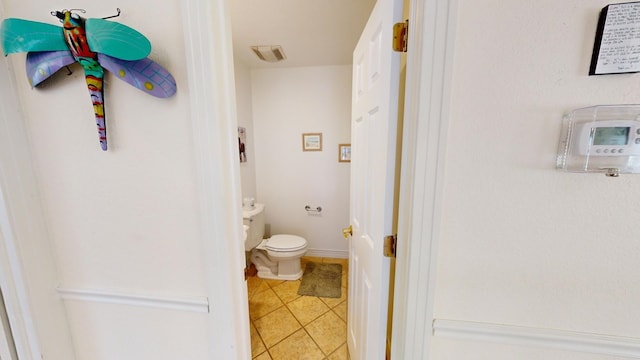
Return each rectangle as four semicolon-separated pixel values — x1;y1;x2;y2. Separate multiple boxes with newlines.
0;9;177;151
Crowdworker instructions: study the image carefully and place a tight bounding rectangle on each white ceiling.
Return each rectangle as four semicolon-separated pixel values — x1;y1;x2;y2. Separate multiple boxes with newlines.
230;0;376;69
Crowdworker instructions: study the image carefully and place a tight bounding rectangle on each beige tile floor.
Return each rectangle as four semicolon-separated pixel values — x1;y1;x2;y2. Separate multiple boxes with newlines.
247;256;350;360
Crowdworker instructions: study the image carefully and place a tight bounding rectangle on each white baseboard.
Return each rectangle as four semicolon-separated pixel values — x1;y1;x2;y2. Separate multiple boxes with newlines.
433;319;640;358
305;248;349;259
57;287;209;313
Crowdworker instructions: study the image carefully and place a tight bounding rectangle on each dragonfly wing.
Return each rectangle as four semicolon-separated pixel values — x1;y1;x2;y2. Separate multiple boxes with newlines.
86;19;151;61
1;18;67;55
26;51;75;87
98;54;176;98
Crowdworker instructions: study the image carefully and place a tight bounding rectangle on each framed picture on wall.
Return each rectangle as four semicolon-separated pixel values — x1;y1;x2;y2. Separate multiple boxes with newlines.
302;133;322;151
338;144;351;162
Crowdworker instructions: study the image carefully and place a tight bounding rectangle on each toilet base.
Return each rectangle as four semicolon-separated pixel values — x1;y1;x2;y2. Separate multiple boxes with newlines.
256;267;303;281
250;249;304;281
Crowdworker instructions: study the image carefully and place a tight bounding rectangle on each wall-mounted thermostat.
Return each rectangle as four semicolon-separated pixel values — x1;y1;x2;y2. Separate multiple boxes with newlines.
557;105;640;176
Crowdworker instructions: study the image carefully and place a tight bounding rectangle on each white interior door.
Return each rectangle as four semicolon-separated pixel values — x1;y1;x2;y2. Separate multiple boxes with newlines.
348;0;402;358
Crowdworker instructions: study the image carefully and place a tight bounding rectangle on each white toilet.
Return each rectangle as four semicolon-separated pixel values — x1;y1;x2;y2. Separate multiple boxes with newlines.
243;203;308;280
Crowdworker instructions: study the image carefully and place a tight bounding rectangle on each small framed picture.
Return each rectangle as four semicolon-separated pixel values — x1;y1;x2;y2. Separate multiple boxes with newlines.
302;133;323;151
338;144;351;162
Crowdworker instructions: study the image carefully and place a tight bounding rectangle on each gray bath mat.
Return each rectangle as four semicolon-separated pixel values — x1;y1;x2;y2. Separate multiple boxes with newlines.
297;262;343;298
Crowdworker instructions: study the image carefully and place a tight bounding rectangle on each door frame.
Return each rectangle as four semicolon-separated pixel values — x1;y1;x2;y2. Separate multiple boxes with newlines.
179;0;252;358
390;0;456;358
186;0;458;356
0;20;69;357
0;6;33;359
0;191;39;360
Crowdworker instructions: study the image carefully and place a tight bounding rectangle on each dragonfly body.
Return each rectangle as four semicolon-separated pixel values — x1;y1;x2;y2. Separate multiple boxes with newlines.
0;9;176;151
56;10;108;150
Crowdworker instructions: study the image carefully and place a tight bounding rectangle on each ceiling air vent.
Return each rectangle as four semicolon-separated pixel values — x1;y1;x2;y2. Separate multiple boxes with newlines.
250;45;287;62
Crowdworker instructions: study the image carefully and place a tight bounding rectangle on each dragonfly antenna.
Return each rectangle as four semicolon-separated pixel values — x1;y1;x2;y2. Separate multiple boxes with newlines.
103;8;121;20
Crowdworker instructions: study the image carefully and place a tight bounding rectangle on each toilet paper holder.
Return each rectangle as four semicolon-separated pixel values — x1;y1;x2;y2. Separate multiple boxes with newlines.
304;205;322;213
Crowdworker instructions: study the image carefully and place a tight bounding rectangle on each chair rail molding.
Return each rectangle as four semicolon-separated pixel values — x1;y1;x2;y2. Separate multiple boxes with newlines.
57;287;210;313
434;319;640;358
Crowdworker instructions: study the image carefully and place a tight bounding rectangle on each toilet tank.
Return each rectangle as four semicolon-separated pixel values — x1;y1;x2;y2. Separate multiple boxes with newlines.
242;203;265;250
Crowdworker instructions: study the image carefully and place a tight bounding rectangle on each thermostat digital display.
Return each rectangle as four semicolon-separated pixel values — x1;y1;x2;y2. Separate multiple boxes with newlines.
577;120;640;156
593;127;629;145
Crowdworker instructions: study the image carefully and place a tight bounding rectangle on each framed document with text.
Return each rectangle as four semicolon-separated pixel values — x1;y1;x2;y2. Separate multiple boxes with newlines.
590;2;640;75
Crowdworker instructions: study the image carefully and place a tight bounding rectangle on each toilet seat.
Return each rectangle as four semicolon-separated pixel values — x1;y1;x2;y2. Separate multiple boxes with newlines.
265;234;307;252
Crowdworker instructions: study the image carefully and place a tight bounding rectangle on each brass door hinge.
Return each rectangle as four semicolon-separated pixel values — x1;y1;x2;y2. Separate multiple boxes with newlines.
383;234;397;258
392;20;408;52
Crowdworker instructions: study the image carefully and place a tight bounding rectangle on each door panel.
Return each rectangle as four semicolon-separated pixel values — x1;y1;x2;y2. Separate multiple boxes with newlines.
348;0;401;357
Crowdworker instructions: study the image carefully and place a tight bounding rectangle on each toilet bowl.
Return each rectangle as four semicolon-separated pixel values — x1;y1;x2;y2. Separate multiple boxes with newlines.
243;203;308;280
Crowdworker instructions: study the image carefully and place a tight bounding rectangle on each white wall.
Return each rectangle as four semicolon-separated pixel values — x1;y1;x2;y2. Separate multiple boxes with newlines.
8;0;206;293
251;66;351;257
0;1;228;359
432;0;640;358
235;61;258;200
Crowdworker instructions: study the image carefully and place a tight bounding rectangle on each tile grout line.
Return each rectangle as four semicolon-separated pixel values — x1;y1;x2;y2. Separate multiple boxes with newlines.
301;310;349;357
287;294;330;355
248;257;350;359
259;299;325;358
250;318;269;359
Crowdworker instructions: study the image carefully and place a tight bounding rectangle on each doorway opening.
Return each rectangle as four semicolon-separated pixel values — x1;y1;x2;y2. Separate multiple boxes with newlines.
229;0;375;358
